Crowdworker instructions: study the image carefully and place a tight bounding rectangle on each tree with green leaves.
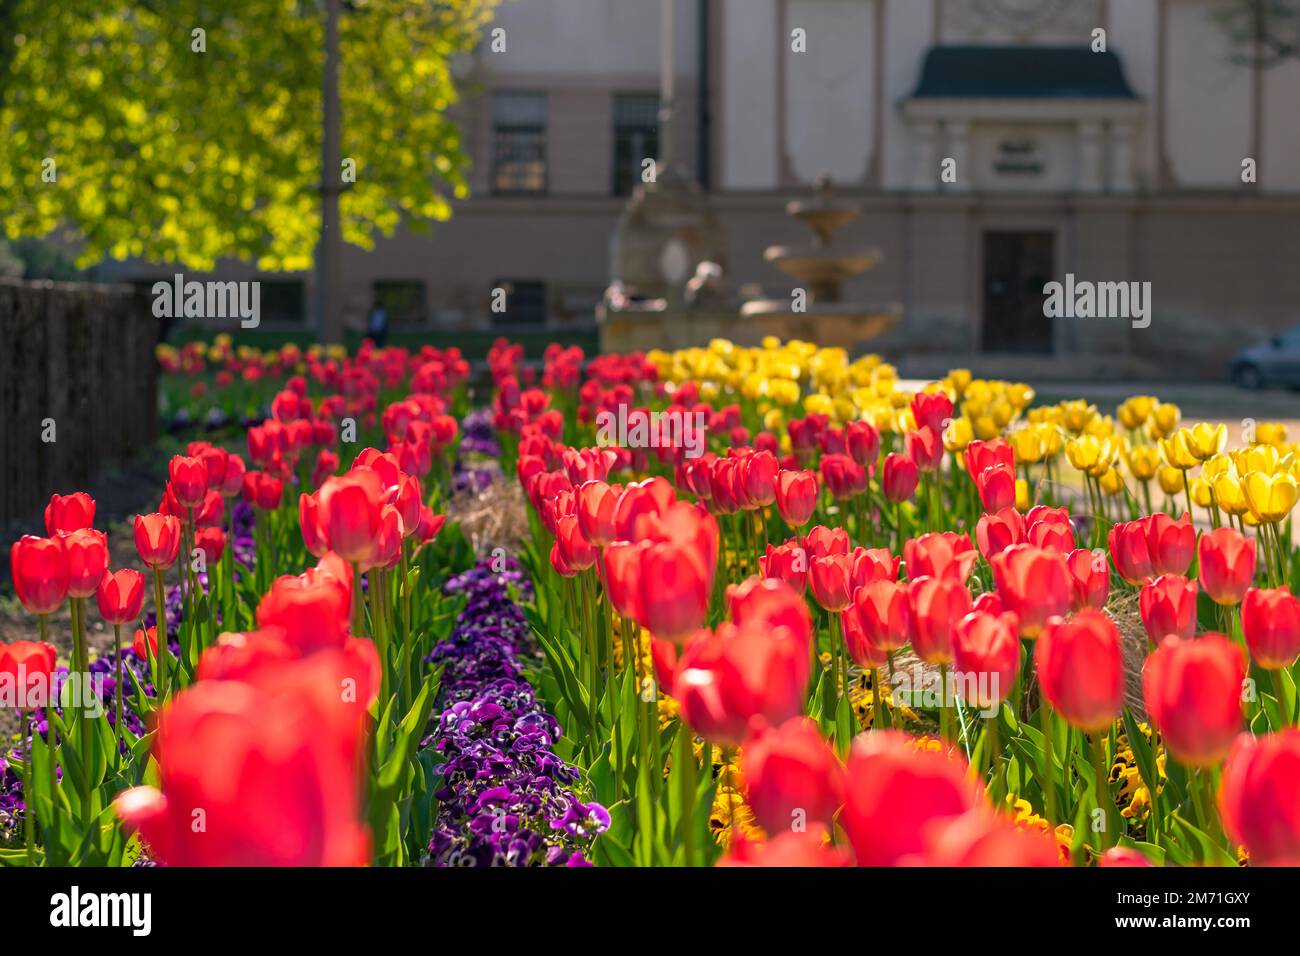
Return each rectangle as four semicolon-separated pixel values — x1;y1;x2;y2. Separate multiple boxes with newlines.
1217;0;1300;65
0;0;500;341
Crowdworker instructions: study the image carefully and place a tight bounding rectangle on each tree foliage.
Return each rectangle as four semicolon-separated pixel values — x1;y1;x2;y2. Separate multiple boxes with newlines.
1217;0;1300;66
0;0;499;271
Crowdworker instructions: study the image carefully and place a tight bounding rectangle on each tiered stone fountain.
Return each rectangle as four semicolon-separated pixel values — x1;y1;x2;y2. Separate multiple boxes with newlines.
740;174;900;349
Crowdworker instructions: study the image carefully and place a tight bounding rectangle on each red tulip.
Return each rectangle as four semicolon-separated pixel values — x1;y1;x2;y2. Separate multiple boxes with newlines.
243;473;286;515
841;601;889;668
576;479;617;546
990;544;1070;639
1146;512;1195;577
848;546;899;588
844;421;880;471
195;526;225;565
760;541;808;595
133;626;158;660
555;514;597;572
1143;633;1245;767
1218;730;1300;866
910;391;953;435
1098;846;1155;867
115;657;371;866
976;507;1025;562
218;454;247;497
841;730;983;867
60;528;109;599
740;451;779;508
975;464;1016;513
1108;519;1154;586
718;824;850;867
134;513;182;570
910;807;1060;867
256;567;351;654
908;575;971;665
803;525;850;559
96;569;146;625
964;439;1014;485
1064;548;1110;611
168;454;209;509
1241;587;1300;670
905;426;943;474
44;492;95;536
953;610;1020;708
853;579;912;653
638;541;710;642
904;532;977;583
1036;609;1125;731
808;554;853;612
727;577;813;650
819;454;866;500
1138;574;1198;643
741;717;845;834
674;621;810;746
613;476;675;541
10;536;69;614
414;506;446;544
601;541;646;623
0;640;58;708
1197;527;1257;607
1026;506;1075;555
972;590;1004;616
881;453;919;503
774;470;818;527
317;470;387;565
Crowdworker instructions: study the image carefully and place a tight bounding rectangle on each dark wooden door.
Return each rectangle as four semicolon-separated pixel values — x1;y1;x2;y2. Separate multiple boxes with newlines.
981;231;1054;354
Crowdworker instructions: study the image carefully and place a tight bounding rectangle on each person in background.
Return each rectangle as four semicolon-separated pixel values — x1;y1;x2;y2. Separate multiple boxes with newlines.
366;299;389;347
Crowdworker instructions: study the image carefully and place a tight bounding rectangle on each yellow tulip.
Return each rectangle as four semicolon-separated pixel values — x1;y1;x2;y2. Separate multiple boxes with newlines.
1146;402;1182;440
1256;421;1288;446
1126;445;1161;482
1008;427;1044;464
1117;396;1157;430
1211;472;1250;517
1189;477;1213;510
1060;400;1097;435
972;415;1001;441
943;417;973;453
1159;431;1200;470
1234;443;1282;478
1243;471;1299;523
1098;467;1124;497
1201;453;1233;481
947;369;973;396
1015;479;1030;512
1185;423;1227;461
1158;466;1186;496
1066;435;1118;478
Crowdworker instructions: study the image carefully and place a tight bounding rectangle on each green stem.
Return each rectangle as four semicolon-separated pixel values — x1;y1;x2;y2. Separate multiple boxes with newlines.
1089;731;1115;850
70;598;93;825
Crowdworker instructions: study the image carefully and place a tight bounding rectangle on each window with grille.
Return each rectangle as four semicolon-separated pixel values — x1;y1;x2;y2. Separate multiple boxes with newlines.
491;279;547;325
612;93;659;196
372;281;427;327
492;91;547;195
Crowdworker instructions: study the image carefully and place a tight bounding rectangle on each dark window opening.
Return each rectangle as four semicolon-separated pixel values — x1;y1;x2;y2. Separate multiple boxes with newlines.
492;91;547;195
492;279;547;326
372;280;427;327
613;93;659;196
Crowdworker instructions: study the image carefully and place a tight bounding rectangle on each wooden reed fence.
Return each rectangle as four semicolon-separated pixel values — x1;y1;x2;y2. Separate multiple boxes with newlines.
0;278;158;533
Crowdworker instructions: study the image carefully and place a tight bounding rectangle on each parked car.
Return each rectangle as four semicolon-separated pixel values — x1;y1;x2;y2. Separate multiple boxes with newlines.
1230;323;1300;389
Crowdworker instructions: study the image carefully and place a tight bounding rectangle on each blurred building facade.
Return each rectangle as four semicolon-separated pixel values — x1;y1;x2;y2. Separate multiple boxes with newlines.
100;0;1300;377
